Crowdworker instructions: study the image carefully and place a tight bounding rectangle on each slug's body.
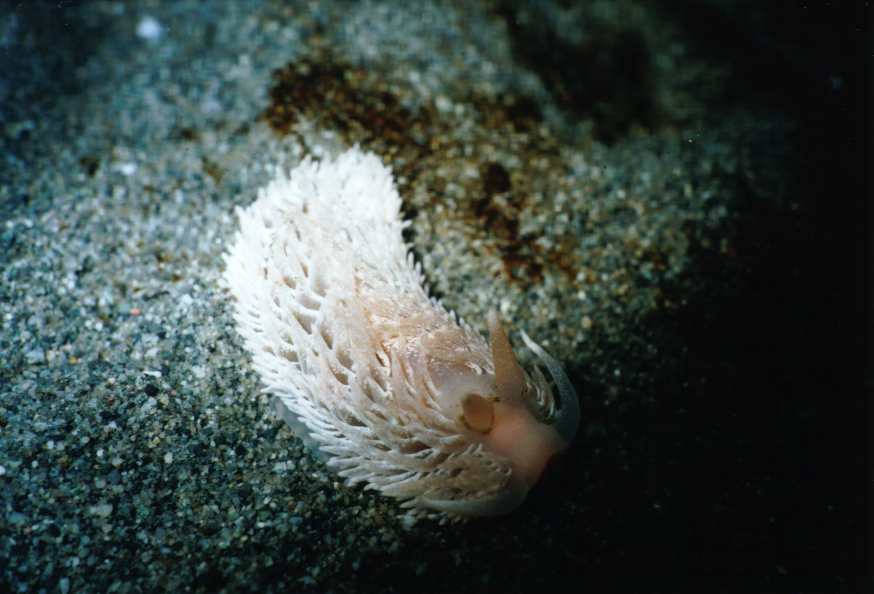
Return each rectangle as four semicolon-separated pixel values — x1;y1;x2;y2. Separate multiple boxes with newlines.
223;148;579;518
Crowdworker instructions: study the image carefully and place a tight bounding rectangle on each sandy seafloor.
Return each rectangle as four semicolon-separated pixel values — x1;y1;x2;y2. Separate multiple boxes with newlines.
0;1;868;593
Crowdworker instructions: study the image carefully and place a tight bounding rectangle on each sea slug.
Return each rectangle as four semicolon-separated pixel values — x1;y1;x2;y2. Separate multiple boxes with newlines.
223;148;579;518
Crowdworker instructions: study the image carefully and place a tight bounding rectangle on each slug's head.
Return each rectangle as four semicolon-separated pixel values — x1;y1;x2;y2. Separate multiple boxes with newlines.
425;311;580;516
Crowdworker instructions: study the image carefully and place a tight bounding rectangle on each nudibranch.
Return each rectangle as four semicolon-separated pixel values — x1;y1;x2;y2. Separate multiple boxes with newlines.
223;148;579;519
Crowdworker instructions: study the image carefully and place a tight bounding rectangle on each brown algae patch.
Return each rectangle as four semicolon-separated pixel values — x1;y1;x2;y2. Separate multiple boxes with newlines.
259;52;737;385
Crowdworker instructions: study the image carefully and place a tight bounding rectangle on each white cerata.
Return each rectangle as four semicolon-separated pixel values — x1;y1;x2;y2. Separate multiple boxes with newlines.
223;147;579;520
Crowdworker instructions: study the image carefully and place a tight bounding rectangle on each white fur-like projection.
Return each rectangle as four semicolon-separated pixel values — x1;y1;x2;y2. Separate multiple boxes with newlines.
223;148;579;519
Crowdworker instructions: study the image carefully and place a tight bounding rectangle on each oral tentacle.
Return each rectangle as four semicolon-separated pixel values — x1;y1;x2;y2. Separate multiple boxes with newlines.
519;330;580;446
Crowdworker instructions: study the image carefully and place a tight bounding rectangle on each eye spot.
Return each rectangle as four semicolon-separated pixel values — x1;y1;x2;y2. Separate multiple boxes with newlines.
461;393;494;434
